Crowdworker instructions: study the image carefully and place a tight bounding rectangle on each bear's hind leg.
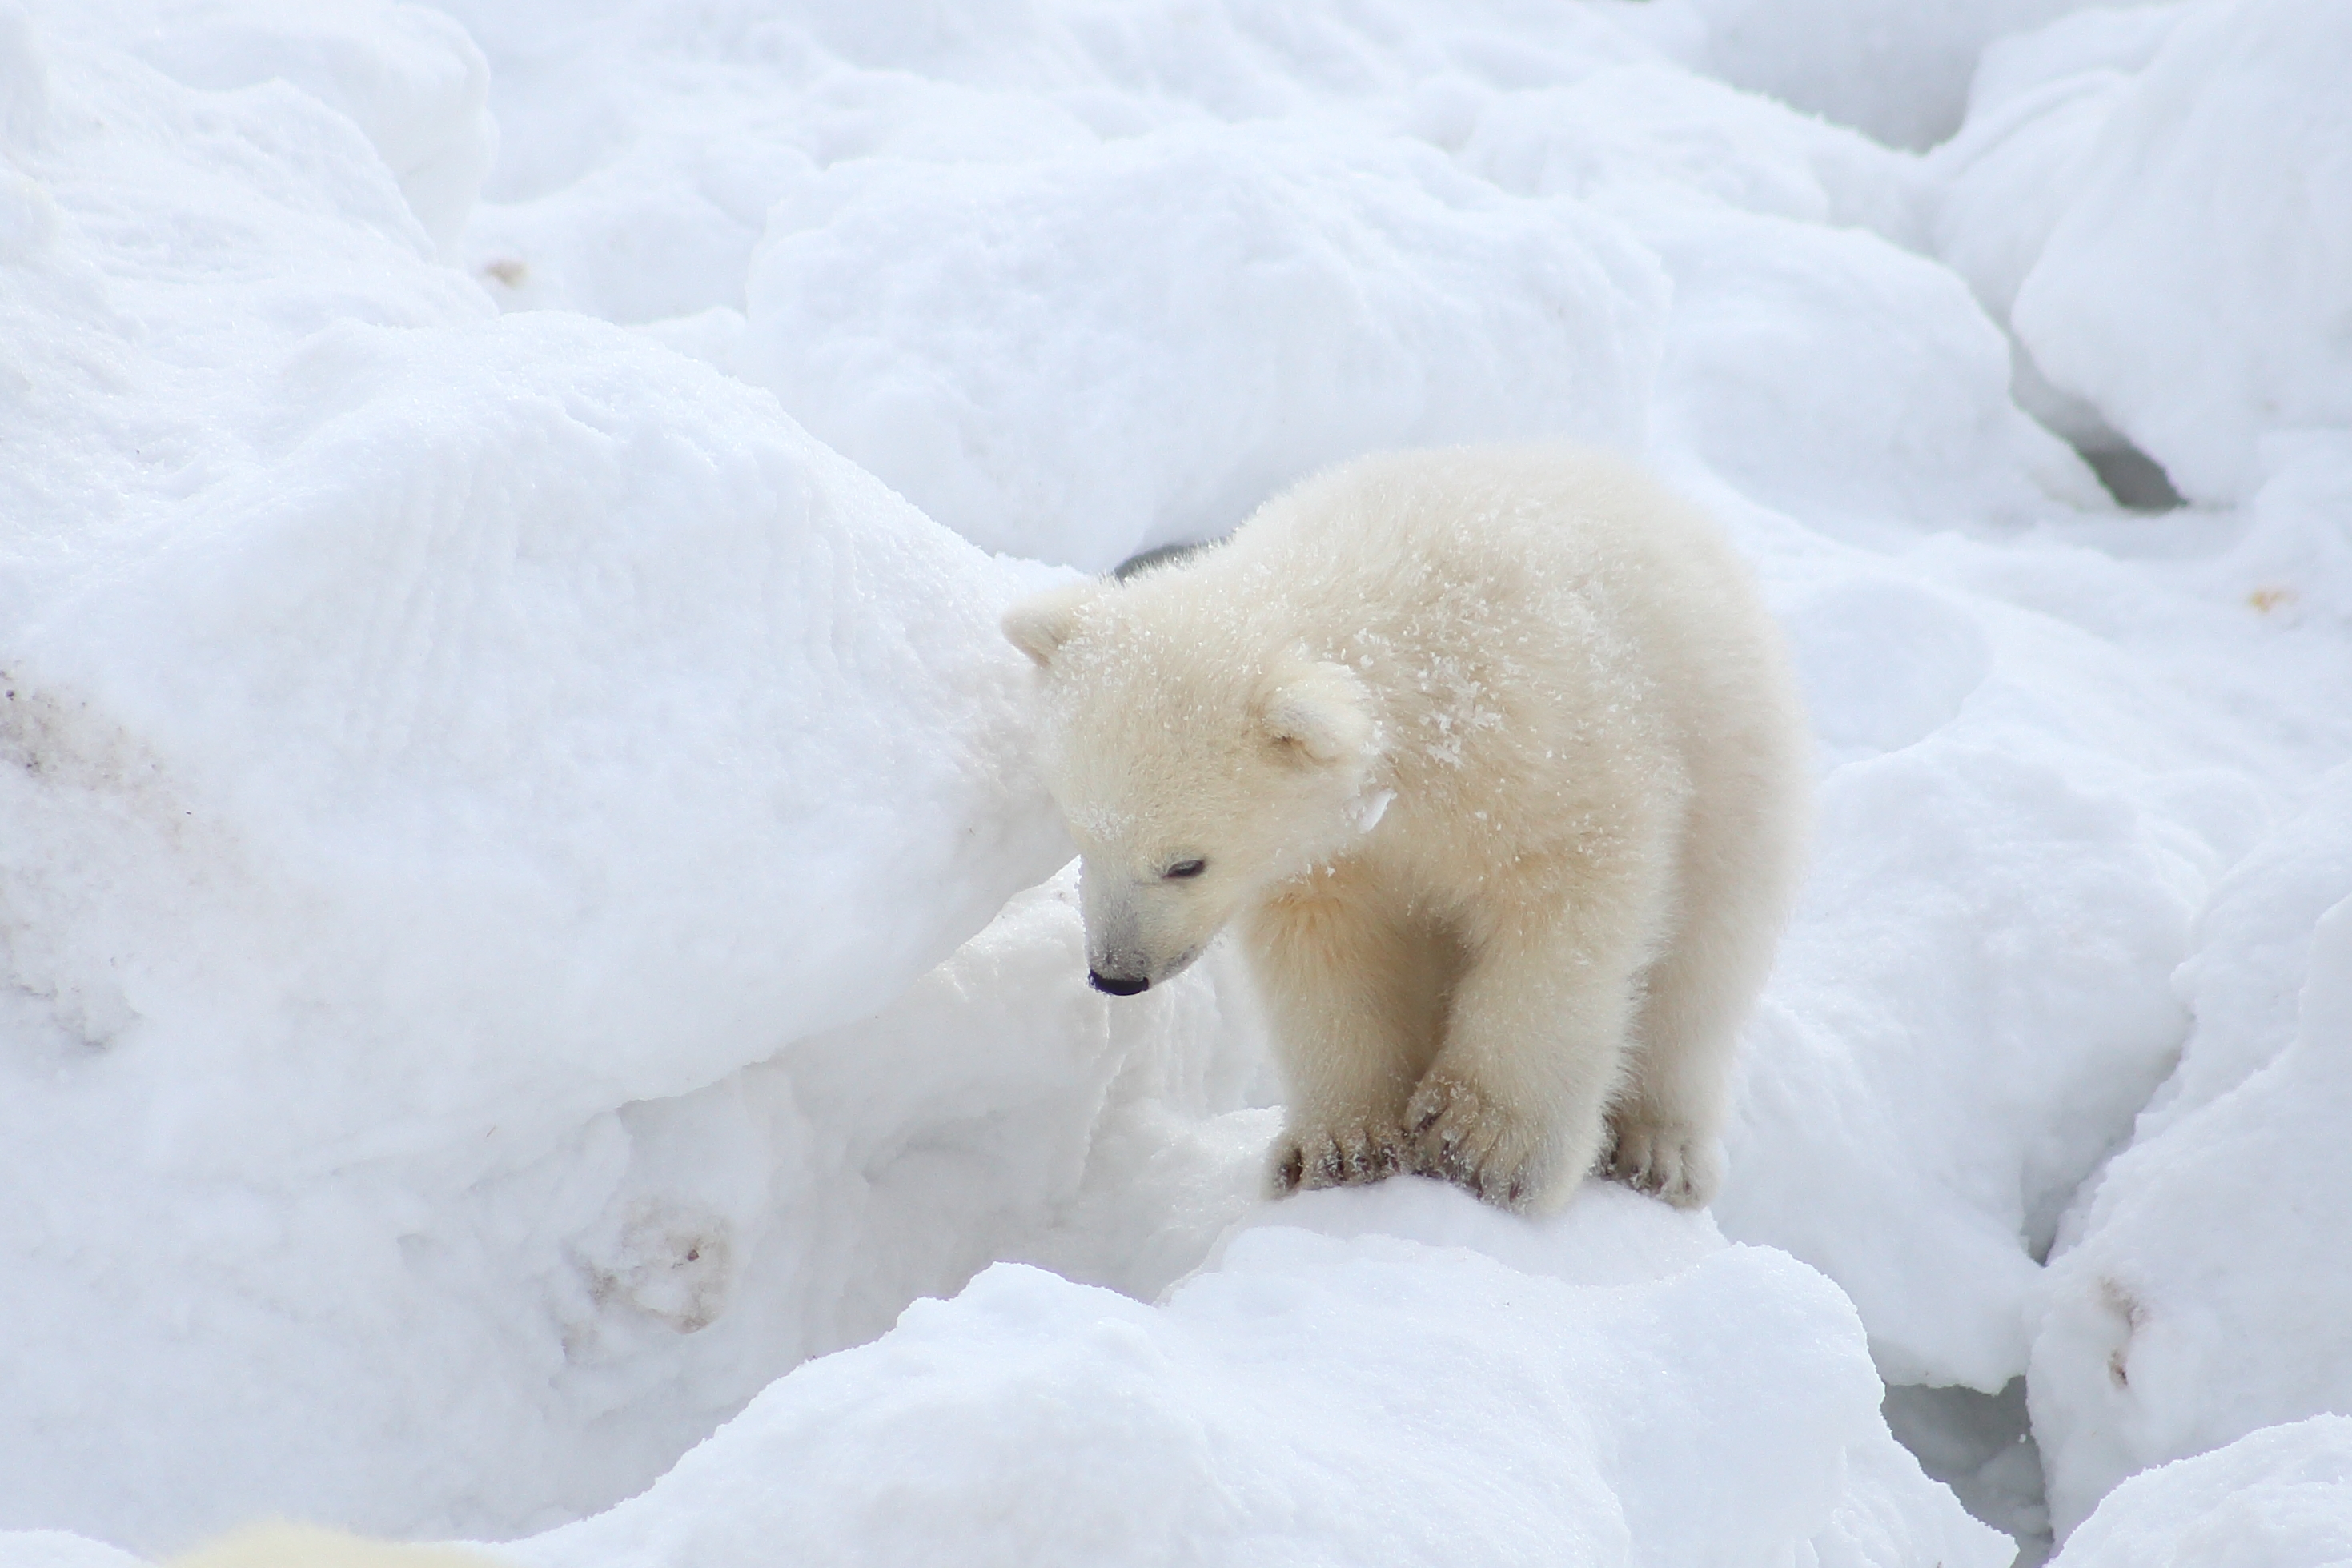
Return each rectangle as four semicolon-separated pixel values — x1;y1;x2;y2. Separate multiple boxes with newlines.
1607;940;1743;1209
1610;726;1809;1209
1247;877;1451;1196
1607;907;1786;1209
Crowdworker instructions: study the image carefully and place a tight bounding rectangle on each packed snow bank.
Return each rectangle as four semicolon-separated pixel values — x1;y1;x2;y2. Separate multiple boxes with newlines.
508;1181;2009;1568
7;313;1064;1143
1945;0;2352;504
0;14;1072;1546
2046;1416;2352;1568
2031;785;2352;1536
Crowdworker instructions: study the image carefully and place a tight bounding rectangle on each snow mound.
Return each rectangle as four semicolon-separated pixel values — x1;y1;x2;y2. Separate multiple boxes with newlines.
1457;62;2105;536
740;124;1666;569
1458;62;1926;240
510;1181;2010;1568
8;314;1064;1145
1680;0;2164;150
2047;1416;2352;1568
519;867;1277;1466
0;17;1072;1545
444;0;1690;324
1928;2;2189;445
1997;0;2352;503
2140;765;2352;1135
2032;789;2352;1535
1644;208;2101;537
1712;549;2273;1392
30;0;495;252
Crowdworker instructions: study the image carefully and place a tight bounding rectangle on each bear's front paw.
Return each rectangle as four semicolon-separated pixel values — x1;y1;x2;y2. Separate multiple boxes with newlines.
1268;1117;1404;1197
1403;1073;1547;1211
1603;1115;1721;1209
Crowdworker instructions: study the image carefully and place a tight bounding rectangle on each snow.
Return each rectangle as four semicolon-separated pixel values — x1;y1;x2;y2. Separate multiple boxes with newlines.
1679;0;2169;152
507;1182;2006;1568
738;123;1665;567
2032;838;2352;1536
1;0;2349;1561
2047;1416;2352;1568
1946;0;2352;504
1;7;1070;1541
51;0;496;255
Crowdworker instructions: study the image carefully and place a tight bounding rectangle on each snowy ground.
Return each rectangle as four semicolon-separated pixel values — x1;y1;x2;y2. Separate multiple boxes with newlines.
1;0;2348;1562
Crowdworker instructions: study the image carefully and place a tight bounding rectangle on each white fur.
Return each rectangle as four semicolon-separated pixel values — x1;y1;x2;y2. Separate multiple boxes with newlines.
1005;446;1811;1212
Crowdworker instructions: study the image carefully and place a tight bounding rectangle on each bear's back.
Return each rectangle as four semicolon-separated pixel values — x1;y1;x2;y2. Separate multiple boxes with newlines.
1208;445;1800;868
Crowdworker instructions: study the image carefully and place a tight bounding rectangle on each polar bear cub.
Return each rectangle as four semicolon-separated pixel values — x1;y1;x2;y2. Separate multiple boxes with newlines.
1005;446;1809;1211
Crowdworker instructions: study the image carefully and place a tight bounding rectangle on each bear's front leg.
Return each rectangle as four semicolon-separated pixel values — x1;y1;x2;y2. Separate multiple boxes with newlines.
1246;878;1448;1196
1405;905;1651;1212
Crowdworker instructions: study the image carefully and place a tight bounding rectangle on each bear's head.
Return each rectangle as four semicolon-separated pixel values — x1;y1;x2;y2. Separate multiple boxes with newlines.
1005;577;1383;995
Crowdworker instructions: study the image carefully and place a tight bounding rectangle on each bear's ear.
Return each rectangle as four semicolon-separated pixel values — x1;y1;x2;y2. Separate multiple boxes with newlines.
1258;661;1375;767
1002;579;1110;668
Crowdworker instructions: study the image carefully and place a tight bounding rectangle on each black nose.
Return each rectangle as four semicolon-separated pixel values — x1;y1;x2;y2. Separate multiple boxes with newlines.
1089;970;1150;996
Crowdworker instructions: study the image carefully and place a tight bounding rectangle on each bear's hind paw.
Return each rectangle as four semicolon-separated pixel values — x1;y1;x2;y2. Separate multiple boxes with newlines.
1603;1117;1720;1209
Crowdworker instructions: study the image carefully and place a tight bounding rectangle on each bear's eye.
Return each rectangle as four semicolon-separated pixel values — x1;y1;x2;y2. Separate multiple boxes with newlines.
1163;859;1207;880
